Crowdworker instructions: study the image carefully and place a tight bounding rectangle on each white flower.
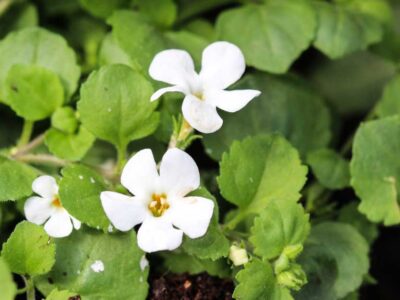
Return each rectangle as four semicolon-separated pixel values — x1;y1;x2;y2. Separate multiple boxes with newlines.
229;244;249;266
149;41;261;133
24;175;81;238
100;148;214;253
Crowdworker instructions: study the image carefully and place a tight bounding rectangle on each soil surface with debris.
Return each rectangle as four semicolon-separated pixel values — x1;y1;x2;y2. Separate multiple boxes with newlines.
148;273;234;300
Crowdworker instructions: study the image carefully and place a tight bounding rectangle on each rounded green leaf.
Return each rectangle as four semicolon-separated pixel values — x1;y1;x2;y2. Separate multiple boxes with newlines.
59;164;110;230
45;127;95;161
300;222;369;298
79;0;128;18
134;0;177;28
233;258;293;300
313;1;383;59
216;0;316;73
0;27;80;101
250;198;310;260
35;229;149;300
0;155;37;202
51;107;78;134
5;64;64;121
307;148;350;190
0;257;17;300
376;75;400;118
338;202;379;245
1;221;56;276
203;73;331;160
218;134;308;213
46;288;79;300
78;64;159;149
351;116;400;225
108;11;166;73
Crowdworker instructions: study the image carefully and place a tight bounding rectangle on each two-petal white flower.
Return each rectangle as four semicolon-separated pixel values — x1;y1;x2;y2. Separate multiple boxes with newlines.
149;41;261;133
24;175;81;238
100;148;214;253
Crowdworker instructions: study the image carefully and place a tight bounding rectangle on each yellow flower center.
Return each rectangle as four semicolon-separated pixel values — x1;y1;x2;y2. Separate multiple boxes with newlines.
148;193;169;217
193;91;204;101
52;197;62;208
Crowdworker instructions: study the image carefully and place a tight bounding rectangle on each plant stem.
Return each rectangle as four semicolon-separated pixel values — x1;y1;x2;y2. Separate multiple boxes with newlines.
223;210;247;231
116;145;127;173
12;133;45;157
17;154;68;167
17;120;34;148
168;118;194;149
22;276;35;300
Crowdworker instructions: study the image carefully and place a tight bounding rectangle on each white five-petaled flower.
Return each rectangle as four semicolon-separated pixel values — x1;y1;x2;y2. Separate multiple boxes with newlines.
100;148;214;253
24;175;81;238
149;41;261;133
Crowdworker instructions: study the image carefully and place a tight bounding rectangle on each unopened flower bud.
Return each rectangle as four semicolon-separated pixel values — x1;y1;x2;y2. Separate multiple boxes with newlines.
229;245;249;266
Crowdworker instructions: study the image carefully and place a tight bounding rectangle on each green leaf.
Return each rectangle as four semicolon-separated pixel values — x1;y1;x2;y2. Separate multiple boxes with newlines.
250;198;310;260
350;115;400;225
59;164;110;230
108;11;167;73
79;0;128;19
182;187;230;260
78;64;159;149
98;34;135;68
338;202;379;245
313;1;383;59
0;3;38;38
296;243;338;300
233;258;293;300
134;0;177;28
46;288;79;300
0;155;37;202
45;127;95;161
1;221;56;276
5;64;64;121
0;27;80;101
216;0;316;73
376;75;400;118
35;229;149;300
307;148;350;190
163;252;230;278
218;134;308;213
308;51;396;116
51;107;78;134
203;73;331;160
0;257;17;300
300;222;369;298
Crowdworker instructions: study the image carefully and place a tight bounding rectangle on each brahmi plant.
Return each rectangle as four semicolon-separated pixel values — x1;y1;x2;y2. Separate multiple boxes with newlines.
0;0;400;299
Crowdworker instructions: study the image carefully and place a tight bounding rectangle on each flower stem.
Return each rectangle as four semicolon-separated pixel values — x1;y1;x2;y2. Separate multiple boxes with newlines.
22;276;36;300
17;154;68;167
17;120;34;148
12;133;45;157
168;118;194;149
223;210;248;231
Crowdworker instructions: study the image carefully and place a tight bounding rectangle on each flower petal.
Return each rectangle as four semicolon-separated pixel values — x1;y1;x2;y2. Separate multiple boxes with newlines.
44;209;73;238
150;86;186;101
71;216;81;230
24;196;54;225
182;94;223;134
121;149;159;196
101;191;147;231
205;89;261;113
200;41;245;90
171;196;214;239
160;148;200;197
149;49;198;88
137;217;183;253
32;175;58;199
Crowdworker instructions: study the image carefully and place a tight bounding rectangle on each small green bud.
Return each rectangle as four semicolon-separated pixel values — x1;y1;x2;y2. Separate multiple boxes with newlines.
229;244;249;266
283;244;303;260
276;264;307;291
274;253;290;274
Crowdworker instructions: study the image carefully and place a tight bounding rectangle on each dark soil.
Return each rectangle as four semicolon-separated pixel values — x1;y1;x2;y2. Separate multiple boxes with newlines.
148;273;234;300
